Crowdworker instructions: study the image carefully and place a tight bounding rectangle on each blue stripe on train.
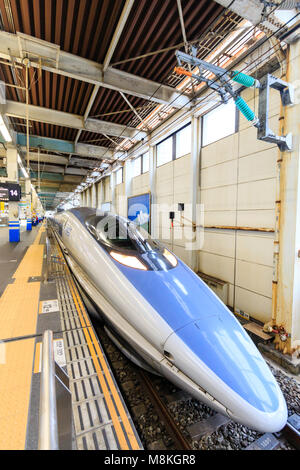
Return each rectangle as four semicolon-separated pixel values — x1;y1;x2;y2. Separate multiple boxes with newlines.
113;257;279;413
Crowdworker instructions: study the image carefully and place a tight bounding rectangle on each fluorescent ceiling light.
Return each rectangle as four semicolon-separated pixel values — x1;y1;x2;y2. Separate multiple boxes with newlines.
17;155;29;178
21;167;29;178
0;115;12;142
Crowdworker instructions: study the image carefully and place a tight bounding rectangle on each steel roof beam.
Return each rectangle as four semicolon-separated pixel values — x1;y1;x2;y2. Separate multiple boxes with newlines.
65;167;88;176
103;0;135;72
16;133;115;159
26;152;69;165
69;157;102;168
0;31;191;108
4;100;146;140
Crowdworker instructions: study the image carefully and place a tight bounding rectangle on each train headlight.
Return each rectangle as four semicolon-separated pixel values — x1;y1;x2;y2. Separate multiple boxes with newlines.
163;249;177;267
110;251;147;270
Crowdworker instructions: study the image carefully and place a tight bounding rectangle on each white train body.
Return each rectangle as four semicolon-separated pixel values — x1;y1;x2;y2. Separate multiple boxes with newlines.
51;208;287;433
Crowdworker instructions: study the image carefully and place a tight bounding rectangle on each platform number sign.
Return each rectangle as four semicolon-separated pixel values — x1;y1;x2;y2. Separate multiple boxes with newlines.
0;183;21;202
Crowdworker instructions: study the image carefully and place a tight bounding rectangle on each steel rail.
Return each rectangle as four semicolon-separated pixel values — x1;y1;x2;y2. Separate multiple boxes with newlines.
138;369;192;450
281;421;300;450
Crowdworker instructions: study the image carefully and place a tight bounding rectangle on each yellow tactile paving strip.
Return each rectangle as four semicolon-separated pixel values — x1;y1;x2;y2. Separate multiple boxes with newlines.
33;226;45;246
55;239;140;450
0;282;41;340
0;224;44;450
0;338;35;450
71;281;140;450
12;245;44;281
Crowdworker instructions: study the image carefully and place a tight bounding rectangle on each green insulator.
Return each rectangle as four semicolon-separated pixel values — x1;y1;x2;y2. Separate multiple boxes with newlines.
231;70;256;88
235;96;256;122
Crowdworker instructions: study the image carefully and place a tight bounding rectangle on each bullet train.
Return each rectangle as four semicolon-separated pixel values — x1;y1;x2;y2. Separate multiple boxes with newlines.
51;207;287;433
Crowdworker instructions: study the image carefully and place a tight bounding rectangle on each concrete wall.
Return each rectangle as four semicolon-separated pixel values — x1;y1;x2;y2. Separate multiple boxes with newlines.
198;85;280;323
155;153;192;266
103;177;111;204
115;181;126;216
132;172;149;197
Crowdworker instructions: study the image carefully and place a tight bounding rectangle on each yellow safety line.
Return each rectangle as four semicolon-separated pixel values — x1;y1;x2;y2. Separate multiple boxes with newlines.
33;225;45;245
0;282;40;340
0;338;35;450
0;222;45;449
34;342;41;374
68;275;140;450
66;276;130;450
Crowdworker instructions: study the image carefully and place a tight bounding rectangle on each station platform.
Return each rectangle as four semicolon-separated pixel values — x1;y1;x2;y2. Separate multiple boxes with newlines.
0;221;142;450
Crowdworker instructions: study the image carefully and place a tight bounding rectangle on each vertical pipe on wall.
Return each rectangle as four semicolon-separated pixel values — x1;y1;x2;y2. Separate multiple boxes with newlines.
97;181;103;209
188;116;201;271
149;145;157;237
110;172;116;212
91;184;97;208
275;40;300;355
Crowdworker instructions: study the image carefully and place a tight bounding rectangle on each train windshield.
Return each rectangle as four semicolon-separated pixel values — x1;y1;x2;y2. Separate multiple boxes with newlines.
86;214;162;253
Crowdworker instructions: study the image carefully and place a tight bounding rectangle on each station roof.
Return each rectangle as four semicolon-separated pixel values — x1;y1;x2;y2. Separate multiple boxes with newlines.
0;0;243;209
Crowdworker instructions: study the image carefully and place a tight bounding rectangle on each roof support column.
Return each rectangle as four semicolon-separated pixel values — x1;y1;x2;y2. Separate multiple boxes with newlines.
275;38;300;355
124;159;133;201
86;187;91;207
91;183;97;208
149;145;157;237
25;178;32;230
6;146;20;242
83;190;87;207
187;116;202;271
97;181;104;209
110;172;116;212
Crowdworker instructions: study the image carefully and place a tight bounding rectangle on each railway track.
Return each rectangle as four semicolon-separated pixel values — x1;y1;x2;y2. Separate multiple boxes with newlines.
48;224;300;451
137;369;192;450
95;325;192;450
95;323;300;451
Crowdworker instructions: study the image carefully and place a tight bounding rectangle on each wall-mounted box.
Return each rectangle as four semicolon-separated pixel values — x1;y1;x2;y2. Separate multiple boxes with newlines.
197;271;229;305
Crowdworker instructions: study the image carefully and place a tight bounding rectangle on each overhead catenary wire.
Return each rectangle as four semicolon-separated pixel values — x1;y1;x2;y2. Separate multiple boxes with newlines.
81;11;299;197
64;2;298;207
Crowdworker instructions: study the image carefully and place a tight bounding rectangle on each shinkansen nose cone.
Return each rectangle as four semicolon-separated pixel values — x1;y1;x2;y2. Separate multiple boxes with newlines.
113;256;287;433
163;314;288;433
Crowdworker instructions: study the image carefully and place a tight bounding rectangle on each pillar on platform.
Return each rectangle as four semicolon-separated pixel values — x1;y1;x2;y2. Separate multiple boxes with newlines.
25;178;32;230
91;184;97;208
6;146;20;242
97;181;104;209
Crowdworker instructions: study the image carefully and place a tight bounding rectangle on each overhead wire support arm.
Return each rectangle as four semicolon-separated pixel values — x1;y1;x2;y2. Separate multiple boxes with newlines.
174;46;294;151
175;47;260;125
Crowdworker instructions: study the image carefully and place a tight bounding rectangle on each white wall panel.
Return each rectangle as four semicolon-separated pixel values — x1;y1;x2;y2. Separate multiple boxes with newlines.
235;287;272;324
237;178;276;211
201;159;238;189
236;259;273;298
198;251;235;284
204;210;237;227
201;185;237;211
238;148;277;183
236;232;274;267
239;116;278;157
202;229;235;258
201;133;238;168
132;173;150;196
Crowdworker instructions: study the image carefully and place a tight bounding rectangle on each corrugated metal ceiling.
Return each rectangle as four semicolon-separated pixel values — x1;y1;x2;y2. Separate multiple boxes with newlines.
0;0;243;206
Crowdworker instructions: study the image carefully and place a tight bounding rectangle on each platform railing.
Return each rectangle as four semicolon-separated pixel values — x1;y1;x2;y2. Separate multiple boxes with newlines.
38;330;72;450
